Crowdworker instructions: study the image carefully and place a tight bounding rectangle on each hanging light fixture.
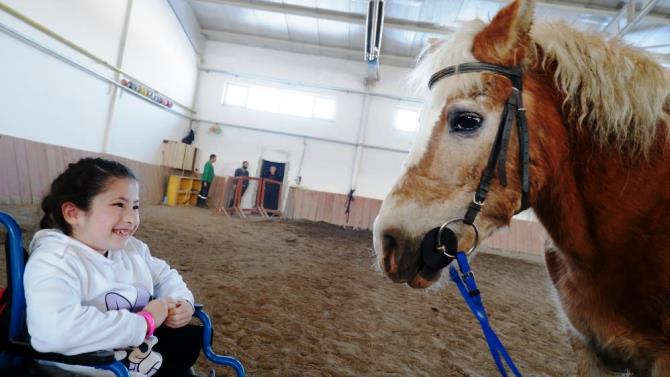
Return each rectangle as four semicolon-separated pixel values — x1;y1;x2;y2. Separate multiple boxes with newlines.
364;0;385;63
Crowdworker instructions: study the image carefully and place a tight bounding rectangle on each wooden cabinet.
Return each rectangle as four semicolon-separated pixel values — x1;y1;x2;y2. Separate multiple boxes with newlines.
165;175;202;206
161;140;197;171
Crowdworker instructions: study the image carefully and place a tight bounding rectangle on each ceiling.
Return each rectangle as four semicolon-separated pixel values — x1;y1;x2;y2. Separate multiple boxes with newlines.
186;0;670;68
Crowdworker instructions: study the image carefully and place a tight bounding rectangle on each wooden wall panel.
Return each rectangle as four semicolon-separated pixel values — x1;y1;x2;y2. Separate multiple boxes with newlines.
484;219;548;255
2;134;549;255
0;134;169;205
13;139;32;204
285;187;548;255
25;139;49;202
286;187;382;231
0;138;20;203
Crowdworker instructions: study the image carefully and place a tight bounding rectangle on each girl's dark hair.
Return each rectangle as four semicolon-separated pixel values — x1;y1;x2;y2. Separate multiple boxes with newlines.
40;158;137;234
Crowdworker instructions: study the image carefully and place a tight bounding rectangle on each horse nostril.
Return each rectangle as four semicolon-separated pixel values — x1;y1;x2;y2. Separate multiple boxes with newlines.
382;234;400;275
383;234;397;254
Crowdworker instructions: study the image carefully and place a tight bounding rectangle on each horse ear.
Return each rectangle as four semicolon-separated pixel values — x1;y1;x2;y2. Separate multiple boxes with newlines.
472;0;535;66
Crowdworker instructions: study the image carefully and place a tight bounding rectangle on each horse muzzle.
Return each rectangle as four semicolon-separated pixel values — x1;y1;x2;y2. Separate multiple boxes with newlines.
380;225;460;288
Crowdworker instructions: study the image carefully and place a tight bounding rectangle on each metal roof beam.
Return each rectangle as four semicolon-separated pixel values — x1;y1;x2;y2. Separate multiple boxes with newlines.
643;43;670;49
600;1;630;33
202;28;416;67
618;0;662;37
192;0;452;35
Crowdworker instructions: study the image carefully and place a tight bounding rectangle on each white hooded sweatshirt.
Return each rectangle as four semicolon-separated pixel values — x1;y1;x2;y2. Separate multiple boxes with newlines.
24;229;194;357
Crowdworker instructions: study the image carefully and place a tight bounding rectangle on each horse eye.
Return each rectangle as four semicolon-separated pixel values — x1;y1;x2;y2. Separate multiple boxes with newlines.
449;112;483;133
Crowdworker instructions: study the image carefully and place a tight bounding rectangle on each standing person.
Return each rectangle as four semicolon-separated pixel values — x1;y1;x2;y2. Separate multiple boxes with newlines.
196;154;216;208
228;161;250;208
25;158;203;377
261;165;280;211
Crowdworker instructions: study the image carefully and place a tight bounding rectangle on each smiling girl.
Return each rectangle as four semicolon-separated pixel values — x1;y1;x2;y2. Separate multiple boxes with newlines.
24;158;201;376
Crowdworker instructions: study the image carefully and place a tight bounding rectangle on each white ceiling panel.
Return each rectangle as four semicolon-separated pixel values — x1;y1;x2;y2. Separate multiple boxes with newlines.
623;19;670;45
383;0;424;21
289;0;317;6
638;24;670;52
458;0;504;21
347;24;366;50
423;0;466;25
285;14;320;44
190;2;256;33
188;0;670;68
317;0;361;13
317;18;354;48
252;9;289;38
534;5;612;30
382;29;417;56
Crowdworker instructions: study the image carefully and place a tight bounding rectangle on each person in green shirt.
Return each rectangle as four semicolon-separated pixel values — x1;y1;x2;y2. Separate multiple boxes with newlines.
196;154;217;208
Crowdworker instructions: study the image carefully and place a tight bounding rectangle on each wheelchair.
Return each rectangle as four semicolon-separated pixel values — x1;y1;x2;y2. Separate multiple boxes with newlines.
0;211;246;377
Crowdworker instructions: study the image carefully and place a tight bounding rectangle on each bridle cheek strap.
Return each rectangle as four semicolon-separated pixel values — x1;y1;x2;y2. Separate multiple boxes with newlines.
428;62;531;225
422;62;530;377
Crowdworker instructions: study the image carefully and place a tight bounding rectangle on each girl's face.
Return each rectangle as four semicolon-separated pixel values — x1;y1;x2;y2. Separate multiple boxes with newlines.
69;178;140;253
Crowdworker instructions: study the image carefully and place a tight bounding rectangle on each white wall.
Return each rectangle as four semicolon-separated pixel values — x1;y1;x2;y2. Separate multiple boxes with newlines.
194;41;422;200
0;0;198;164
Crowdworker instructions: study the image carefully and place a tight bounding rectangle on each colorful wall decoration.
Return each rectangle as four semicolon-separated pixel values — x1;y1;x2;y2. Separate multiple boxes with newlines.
120;78;174;108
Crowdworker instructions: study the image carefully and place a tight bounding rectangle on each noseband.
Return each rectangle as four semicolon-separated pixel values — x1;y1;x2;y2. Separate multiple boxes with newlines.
422;62;531;270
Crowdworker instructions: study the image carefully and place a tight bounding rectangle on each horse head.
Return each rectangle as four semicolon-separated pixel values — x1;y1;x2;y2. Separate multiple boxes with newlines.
373;0;548;288
374;0;670;373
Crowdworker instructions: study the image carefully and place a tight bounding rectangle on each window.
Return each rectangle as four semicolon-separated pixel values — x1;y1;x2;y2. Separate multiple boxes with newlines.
394;108;420;132
222;83;248;107
313;97;336;120
247;86;281;113
281;91;314;118
221;82;337;121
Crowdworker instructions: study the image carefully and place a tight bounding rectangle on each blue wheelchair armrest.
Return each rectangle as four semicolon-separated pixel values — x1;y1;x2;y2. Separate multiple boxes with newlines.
192;304;246;377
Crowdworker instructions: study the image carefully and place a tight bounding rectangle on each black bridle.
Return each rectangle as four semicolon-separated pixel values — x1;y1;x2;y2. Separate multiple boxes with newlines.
421;62;531;270
414;62;532;377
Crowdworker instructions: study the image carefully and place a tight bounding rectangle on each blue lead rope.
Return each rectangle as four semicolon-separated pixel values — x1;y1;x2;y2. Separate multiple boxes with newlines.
448;252;522;377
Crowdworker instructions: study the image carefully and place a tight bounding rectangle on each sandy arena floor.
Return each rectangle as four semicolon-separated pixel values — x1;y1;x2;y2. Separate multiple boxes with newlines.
0;204;577;376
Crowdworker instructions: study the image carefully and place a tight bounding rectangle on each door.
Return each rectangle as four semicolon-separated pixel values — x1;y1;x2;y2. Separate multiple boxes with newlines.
260;160;285;210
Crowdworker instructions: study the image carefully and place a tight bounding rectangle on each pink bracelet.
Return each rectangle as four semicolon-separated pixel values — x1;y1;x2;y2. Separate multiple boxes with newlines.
137;310;156;338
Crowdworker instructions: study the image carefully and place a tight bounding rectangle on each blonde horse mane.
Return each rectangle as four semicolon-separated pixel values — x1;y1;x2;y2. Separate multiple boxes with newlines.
412;20;670;156
531;22;670;155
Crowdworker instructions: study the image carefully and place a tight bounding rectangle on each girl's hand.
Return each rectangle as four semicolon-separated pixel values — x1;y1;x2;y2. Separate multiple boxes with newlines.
143;299;172;327
164;299;195;328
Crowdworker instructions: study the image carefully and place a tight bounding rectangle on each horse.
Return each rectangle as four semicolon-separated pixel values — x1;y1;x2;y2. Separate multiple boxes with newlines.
372;0;670;375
